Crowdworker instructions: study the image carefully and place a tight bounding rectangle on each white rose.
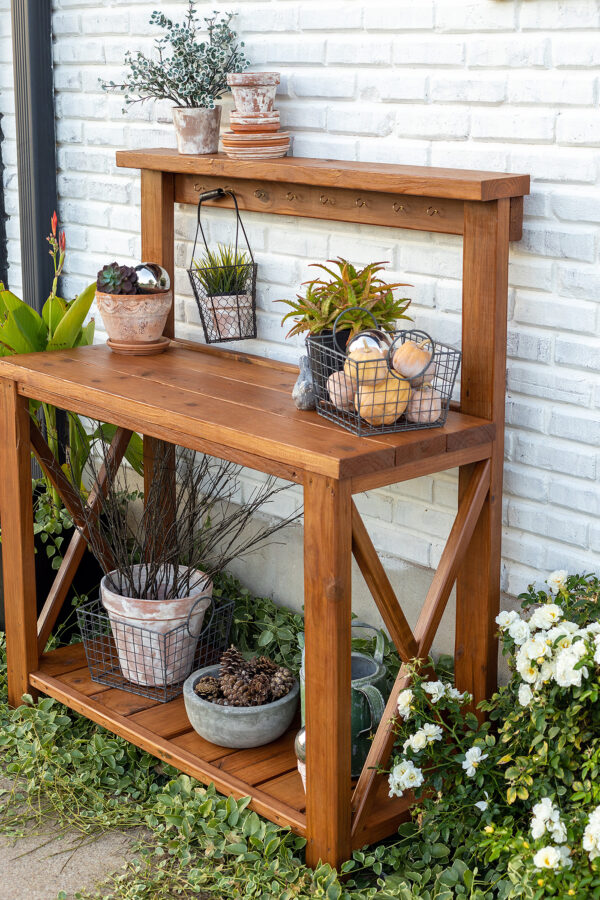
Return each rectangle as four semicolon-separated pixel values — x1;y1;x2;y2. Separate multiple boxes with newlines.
529;603;564;631
422;681;445;703
533;846;561;869
397;689;413;719
462;746;488;777
531;815;546;839
594;635;600;666
508;618;530;645
389;759;413;797
554;647;587;688
546;570;568;595
583;823;600;861
532;798;555;822
585;622;600;635
548;817;567;844
403;729;428;753
474;791;489;813
523;635;549;661
496;609;518;629
559;845;573;869
444;684;466;701
422;723;443;743
403;764;424;790
518;683;533;707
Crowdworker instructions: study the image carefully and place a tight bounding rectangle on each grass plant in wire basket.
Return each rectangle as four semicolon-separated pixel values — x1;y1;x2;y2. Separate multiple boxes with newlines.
187;187;257;343
307;308;461;436
77;596;235;703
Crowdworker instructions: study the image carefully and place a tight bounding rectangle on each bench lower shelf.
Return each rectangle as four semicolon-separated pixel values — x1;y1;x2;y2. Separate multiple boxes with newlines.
30;643;411;849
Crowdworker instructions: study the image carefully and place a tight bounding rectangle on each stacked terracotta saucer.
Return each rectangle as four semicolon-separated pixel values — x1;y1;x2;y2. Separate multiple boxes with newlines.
224;72;291;160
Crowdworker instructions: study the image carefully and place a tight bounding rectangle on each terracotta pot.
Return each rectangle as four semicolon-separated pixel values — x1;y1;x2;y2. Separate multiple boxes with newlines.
101;565;212;687
227;72;280;115
172;106;221;155
96;289;172;344
208;293;253;340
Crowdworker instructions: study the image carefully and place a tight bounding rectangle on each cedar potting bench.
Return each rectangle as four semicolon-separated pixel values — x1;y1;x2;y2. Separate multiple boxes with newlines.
0;151;529;868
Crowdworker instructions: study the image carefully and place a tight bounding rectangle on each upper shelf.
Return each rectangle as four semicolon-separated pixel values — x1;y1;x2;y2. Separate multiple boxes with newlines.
116;149;530;203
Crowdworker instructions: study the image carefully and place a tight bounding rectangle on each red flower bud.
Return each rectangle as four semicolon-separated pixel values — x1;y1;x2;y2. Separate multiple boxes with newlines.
59;231;66;252
51;210;57;236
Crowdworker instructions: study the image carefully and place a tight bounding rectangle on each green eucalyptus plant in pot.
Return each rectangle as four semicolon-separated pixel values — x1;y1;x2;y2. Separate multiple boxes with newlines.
102;4;248;154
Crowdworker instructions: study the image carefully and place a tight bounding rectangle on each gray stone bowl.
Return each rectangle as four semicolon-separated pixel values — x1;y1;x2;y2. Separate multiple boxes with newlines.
183;665;299;749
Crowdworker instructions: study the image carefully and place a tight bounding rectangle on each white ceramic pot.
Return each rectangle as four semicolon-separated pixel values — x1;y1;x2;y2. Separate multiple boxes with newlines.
208;293;253;340
172;106;222;155
226;72;280;115
95;290;172;344
101;565;212;687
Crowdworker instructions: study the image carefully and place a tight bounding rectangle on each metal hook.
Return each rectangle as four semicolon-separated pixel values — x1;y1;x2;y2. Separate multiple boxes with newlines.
194;183;206;193
426;206;439;216
355;197;367;208
286;191;297;202
392;201;405;213
254;188;268;201
320;194;335;206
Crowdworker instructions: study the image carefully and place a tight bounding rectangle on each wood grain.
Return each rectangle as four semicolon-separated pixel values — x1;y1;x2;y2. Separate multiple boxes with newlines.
456;199;510;707
0;379;39;705
141;169;175;337
304;474;352;867
117;149;530;202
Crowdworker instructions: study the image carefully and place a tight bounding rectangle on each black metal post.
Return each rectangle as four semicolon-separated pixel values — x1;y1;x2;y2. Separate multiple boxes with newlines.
11;0;57;312
0;111;8;288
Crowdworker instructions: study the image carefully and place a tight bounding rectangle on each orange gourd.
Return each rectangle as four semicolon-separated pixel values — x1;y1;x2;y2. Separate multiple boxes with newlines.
355;373;410;426
344;337;388;387
392;339;436;386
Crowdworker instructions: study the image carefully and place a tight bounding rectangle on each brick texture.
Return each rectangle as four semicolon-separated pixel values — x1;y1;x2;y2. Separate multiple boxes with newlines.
0;0;598;599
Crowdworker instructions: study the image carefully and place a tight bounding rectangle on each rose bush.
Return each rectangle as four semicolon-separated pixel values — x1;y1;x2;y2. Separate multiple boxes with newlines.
378;572;600;899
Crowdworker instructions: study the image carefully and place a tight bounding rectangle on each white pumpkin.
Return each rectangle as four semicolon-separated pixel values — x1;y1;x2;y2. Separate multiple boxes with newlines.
327;370;354;409
406;385;443;424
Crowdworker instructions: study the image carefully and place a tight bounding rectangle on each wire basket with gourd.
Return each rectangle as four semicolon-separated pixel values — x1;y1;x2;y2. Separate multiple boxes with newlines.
307;307;462;436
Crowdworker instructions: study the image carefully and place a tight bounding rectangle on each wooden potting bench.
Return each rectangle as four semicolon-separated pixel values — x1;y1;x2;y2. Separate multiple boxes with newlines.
0;151;529;868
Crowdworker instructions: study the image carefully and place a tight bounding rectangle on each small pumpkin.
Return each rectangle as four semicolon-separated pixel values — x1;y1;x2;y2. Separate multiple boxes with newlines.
346;329;392;357
344;337;388;388
392;338;436;386
327;370;354;409
406;385;443;424
355;373;410;426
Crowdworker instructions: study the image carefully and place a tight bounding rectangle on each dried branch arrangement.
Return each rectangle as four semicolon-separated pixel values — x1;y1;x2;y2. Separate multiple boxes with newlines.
74;426;300;602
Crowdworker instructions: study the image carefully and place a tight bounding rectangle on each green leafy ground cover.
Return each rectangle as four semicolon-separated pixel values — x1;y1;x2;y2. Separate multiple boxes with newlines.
0;572;599;899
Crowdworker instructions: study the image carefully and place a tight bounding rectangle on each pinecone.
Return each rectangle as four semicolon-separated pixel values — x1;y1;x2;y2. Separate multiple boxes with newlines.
194;675;221;702
253;655;278;677
221;672;273;707
220;645;246;677
270;666;295;700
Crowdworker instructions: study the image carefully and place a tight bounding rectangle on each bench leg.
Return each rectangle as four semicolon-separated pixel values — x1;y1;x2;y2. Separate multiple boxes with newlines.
304;474;352;868
0;380;39;706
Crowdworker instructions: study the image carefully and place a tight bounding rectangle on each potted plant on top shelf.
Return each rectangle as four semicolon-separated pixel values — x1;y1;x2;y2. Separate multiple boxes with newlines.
102;4;248;155
278;257;412;352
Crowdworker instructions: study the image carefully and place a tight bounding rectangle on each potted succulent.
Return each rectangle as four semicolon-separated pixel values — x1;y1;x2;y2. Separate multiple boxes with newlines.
95;261;172;353
184;646;299;748
191;244;255;341
278;258;412;353
102;4;248;155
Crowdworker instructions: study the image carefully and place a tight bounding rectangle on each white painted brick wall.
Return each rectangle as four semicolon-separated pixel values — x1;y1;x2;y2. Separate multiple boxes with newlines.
2;0;599;605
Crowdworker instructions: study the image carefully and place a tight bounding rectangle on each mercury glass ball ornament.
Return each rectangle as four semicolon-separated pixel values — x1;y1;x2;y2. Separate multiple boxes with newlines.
294;727;306;763
134;262;170;293
346;329;393;356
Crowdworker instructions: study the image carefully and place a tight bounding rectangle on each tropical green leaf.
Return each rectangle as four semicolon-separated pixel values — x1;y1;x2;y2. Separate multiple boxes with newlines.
47;282;95;351
42;295;68;335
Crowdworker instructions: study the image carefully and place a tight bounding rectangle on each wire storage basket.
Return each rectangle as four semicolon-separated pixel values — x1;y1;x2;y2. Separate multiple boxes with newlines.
307;310;461;437
77;596;235;703
187;188;258;343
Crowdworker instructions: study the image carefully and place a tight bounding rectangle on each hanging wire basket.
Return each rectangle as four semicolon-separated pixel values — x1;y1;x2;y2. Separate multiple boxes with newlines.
306;308;462;437
187;188;258;343
77;596;235;703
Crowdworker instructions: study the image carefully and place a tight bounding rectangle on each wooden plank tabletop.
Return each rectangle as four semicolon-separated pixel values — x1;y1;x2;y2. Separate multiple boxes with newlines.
0;343;492;479
116;149;530;202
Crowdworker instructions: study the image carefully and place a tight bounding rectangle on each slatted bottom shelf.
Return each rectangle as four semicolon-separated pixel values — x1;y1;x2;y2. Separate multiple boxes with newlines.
30;643;412;848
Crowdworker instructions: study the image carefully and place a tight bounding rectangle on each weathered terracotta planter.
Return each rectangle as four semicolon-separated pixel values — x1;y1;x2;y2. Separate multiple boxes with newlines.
172;106;222;155
96;289;172;344
208;293;253;339
101;565;212;687
227;72;280;115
